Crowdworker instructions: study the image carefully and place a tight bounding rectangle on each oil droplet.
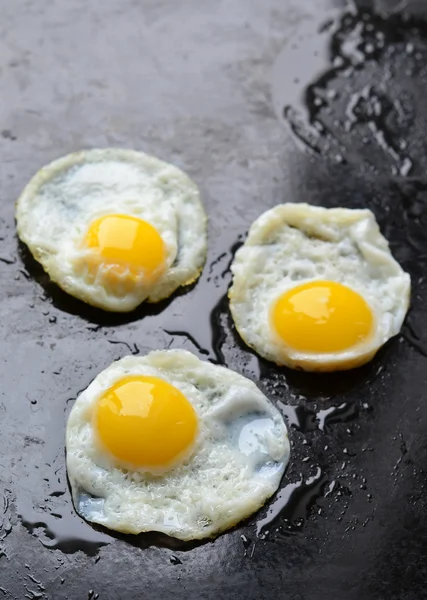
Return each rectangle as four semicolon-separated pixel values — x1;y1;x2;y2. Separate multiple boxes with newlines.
278;400;361;433
18;493;111;555
162;237;242;363
317;402;359;431
256;467;328;536
277;401;318;433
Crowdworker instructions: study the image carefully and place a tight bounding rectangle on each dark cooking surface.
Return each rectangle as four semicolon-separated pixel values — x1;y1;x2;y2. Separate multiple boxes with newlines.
2;0;427;598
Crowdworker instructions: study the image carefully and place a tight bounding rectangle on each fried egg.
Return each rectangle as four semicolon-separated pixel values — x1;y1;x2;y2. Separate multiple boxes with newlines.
66;350;290;540
229;203;410;372
16;149;207;311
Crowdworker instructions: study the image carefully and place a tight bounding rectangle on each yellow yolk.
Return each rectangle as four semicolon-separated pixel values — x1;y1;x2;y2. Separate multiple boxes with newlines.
84;214;165;281
271;280;373;354
94;376;198;470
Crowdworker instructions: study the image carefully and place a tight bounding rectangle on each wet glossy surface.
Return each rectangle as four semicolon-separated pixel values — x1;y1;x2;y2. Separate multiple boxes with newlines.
2;0;427;598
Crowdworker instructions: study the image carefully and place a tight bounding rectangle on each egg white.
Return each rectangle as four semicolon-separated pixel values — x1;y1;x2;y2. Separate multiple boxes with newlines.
16;149;207;312
66;350;290;541
229;203;411;372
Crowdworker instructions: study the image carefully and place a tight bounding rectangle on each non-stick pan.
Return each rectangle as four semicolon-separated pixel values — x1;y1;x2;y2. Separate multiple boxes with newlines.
1;0;427;598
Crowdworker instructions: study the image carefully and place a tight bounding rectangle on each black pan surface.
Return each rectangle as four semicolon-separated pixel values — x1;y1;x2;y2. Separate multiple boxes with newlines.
2;0;427;598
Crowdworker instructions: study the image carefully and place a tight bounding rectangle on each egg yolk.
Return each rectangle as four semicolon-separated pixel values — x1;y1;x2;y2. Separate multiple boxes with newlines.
84;214;165;280
271;280;373;354
94;376;198;470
